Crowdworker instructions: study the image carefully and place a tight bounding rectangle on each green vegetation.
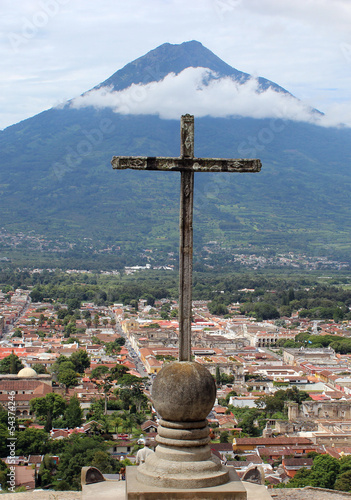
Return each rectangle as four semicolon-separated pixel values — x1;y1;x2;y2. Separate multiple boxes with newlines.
64;395;83;428
0;405;11;457
0;458;10;490
227;387;311;437
0;353;24;374
1;268;351;320
256;386;311;417
1;95;351;268
52;350;90;374
30;393;67;431
38;434;119;490
279;454;341;490
278;332;351;354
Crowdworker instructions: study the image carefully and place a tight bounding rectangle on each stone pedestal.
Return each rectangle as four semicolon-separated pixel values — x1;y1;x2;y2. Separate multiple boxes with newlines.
127;361;247;499
137;418;229;488
127;466;247;499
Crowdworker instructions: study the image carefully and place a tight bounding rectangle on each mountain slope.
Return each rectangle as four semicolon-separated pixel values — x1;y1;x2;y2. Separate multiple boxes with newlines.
0;42;350;265
98;40;290;95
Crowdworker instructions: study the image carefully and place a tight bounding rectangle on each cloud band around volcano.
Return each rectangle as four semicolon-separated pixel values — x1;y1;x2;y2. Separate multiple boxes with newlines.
69;67;348;128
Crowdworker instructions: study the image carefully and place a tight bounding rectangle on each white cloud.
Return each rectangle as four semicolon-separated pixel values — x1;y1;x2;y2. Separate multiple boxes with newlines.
70;67;349;127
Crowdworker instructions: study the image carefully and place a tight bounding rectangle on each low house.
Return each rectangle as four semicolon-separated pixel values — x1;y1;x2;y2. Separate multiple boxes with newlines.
141;420;158;433
211;443;235;460
233;436;313;453
109;440;134;456
282;457;313;478
216;415;238;429
12;465;35;490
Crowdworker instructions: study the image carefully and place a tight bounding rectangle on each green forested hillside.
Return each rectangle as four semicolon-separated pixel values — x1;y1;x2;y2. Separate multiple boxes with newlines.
0;41;350;266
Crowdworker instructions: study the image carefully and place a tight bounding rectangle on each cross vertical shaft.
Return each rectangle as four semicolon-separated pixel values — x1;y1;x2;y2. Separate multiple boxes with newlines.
179;114;194;361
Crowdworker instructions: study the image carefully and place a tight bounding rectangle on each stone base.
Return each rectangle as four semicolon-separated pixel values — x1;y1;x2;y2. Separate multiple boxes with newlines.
126;466;247;500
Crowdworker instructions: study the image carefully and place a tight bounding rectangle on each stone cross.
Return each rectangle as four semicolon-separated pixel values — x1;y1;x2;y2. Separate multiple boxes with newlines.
111;114;261;362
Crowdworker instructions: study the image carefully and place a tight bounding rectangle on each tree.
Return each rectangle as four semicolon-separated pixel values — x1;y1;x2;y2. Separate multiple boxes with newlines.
38;454;56;488
64;395;83;428
256;394;285;416
15;428;50;455
0;353;24;374
54;435;108;490
30;288;44;302
58;368;78;389
38;313;46;326
32;363;47;374
0;408;10;457
91;450;114;473
64;322;77;338
104;340;122;356
308;454;340;489
285;386;311;405
90;365;113;415
287;467;313;488
110;412;123;434
289;454;340;489
110;363;128;380
220;431;229;443
86;399;105;422
30;393;67;429
91;365;110;379
232;408;262;437
221;373;234;385
215;366;221;387
67;298;81;310
58;360;75;372
339;454;351;475
335;470;351;492
69;349;90;373
119;374;148;412
256;387;311;417
253;302;279;321
122;413;136;435
208;301;229;316
0;458;10;491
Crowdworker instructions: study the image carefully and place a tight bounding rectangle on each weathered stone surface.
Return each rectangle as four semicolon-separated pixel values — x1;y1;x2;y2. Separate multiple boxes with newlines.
111;156;262;172
139;361;229;489
151;361;216;422
81;466;105;485
128;466;247;499
82;480;125;500
241;466;265;485
0;493;81;500
271;486;351;499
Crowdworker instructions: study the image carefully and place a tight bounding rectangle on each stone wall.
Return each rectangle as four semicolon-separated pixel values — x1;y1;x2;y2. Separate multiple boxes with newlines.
271;487;351;500
288;400;351;421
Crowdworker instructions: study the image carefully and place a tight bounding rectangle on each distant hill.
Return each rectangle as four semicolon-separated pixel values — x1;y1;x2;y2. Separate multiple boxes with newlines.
0;41;350;266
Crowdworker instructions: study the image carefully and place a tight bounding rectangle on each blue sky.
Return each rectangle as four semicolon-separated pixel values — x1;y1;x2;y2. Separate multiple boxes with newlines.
1;0;351;129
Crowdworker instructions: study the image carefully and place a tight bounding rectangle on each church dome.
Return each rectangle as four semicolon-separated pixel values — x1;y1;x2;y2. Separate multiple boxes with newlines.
17;367;37;378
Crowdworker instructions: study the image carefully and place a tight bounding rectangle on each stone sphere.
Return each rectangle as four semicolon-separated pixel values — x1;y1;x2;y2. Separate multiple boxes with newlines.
152;361;216;422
